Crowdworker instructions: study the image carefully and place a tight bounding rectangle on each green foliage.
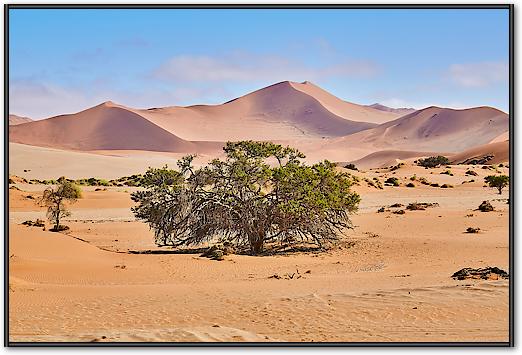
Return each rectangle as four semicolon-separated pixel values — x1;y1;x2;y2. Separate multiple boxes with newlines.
406;182;415;188
384;177;400;186
478;200;494;212
389;162;404;171
364;177;383;189
344;163;358;171
131;141;360;255
417;156;450;168
39;180;81;231
484;175;509;194
440;169;453;176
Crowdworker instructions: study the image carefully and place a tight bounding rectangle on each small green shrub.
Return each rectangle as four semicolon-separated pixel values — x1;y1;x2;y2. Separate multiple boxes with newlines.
466;227;480;234
344;163;358;171
384;177;400;186
478;201;494;212
406;182;415;188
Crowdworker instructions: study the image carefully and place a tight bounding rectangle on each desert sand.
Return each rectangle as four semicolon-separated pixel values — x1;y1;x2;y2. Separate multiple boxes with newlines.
8;162;509;343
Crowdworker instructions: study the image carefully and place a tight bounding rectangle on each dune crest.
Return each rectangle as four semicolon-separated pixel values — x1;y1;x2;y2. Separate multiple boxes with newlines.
9;114;33;125
325;106;509;155
450;140;509;165
9;103;201;153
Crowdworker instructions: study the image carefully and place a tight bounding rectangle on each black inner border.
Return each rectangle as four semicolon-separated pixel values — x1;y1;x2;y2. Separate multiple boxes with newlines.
4;3;514;348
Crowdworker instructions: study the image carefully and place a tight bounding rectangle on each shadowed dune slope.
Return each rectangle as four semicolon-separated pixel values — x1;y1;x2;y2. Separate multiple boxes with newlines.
327;106;509;154
133;81;393;141
450;140;509;165
9;102;201;153
288;81;402;124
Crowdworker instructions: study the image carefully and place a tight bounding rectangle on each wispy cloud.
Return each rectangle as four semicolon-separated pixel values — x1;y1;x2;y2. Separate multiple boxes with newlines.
378;97;472;111
448;61;508;88
153;52;379;83
8;77;231;119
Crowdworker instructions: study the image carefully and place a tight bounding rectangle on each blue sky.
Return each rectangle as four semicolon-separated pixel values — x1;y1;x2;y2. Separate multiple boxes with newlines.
9;8;509;119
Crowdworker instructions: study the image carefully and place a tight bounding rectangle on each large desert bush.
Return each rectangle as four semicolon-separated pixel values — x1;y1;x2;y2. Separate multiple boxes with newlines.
131;141;360;255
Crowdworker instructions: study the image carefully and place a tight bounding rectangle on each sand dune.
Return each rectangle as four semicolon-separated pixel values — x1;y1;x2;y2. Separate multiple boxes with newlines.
9;114;33;125
135;81;393;141
9;81;403;148
450;140;509;165
347;150;449;169
325;106;509;155
9;102;219;153
490;131;509;143
8;81;509;171
366;103;416;116
288;81;401;124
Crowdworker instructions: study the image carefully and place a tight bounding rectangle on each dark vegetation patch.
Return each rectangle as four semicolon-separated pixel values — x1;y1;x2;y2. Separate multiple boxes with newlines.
451;267;508;280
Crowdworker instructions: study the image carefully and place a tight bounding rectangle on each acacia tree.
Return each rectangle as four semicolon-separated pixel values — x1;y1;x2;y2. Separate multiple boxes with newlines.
131;141;360;255
40;177;82;231
484;175;509;194
416;156;450;168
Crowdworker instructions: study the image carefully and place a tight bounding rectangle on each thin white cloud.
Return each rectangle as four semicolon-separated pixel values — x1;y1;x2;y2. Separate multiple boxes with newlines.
378;98;472;111
153;52;378;83
8;78;231;119
448;61;508;88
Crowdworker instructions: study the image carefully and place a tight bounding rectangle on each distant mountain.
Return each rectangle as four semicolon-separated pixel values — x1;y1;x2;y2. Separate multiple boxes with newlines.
302;105;509;163
366;103;416;116
10;81;404;150
9;101;219;153
131;81;402;141
450;140;509;165
9;114;33;125
8;82;509;164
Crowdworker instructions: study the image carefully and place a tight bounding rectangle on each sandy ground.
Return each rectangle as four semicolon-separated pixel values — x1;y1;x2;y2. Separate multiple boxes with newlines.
7;162;510;343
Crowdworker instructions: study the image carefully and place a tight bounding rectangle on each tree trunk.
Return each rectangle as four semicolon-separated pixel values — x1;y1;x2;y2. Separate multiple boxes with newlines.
54;203;60;230
250;232;265;255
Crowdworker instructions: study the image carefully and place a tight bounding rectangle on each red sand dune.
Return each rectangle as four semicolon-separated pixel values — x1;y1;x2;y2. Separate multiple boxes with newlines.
133;81;400;141
8;82;509;163
9;102;215;153
325;106;508;154
450;140;509;165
